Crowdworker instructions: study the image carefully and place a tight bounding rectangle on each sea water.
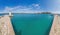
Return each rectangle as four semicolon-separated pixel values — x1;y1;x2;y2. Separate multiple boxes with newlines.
11;14;54;35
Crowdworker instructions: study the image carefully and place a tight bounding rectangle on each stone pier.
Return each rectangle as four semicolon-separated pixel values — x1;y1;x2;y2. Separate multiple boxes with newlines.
0;15;15;35
49;15;60;35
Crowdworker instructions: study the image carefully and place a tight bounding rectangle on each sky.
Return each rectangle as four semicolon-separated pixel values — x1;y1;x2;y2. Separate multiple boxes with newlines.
0;0;60;13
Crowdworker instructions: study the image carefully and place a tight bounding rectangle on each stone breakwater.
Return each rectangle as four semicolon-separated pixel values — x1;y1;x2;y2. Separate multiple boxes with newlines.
50;15;60;35
0;15;15;35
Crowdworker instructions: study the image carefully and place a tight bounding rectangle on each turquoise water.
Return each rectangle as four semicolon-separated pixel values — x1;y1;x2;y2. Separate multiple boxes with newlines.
11;14;54;35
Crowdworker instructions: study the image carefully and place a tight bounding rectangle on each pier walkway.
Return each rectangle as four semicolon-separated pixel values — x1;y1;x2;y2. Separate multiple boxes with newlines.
50;15;60;35
0;15;15;35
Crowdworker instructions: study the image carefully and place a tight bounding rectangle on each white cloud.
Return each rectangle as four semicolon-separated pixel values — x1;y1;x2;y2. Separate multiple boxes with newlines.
32;4;40;7
0;4;43;13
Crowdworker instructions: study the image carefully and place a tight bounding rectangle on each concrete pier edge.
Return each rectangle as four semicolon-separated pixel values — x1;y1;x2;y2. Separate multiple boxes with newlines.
49;15;60;35
0;15;15;35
